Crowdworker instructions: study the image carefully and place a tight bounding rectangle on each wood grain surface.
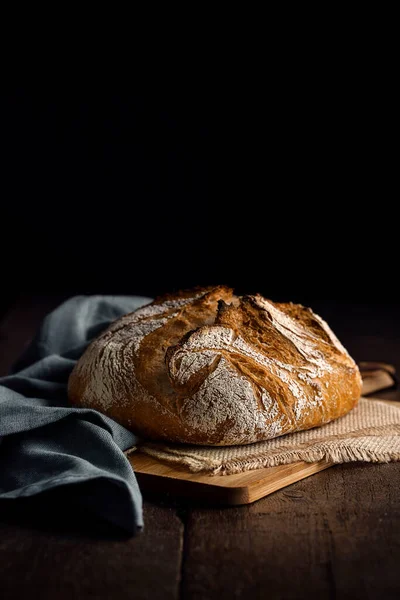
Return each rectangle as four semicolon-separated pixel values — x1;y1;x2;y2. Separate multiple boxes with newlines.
129;452;334;505
181;461;400;600
1;297;400;600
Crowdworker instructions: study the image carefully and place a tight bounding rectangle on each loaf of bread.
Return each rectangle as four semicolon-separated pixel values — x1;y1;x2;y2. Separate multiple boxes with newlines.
68;286;362;446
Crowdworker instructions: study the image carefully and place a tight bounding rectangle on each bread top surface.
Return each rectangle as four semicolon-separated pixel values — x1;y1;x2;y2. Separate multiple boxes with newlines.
68;286;362;446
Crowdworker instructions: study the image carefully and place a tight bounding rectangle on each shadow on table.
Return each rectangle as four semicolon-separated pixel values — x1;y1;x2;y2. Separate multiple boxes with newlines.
0;484;136;541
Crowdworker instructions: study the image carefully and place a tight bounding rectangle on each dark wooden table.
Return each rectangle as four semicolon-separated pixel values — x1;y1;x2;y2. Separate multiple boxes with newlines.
1;297;399;600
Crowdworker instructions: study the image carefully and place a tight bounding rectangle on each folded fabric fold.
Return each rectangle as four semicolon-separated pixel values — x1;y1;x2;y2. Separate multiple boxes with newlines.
0;295;152;534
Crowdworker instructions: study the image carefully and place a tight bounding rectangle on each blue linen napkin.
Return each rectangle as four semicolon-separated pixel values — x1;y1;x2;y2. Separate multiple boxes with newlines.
0;295;152;534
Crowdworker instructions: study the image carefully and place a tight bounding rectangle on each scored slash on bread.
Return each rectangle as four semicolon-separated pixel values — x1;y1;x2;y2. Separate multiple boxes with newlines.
68;286;362;446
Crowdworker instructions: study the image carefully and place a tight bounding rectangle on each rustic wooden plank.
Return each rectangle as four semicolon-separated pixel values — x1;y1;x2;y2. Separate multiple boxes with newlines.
315;463;400;599
0;501;183;600
181;462;400;599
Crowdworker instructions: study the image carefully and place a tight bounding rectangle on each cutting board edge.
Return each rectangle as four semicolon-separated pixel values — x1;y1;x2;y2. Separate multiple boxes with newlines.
129;453;335;506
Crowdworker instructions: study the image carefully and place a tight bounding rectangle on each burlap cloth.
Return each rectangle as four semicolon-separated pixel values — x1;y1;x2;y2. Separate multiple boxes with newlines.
131;365;400;476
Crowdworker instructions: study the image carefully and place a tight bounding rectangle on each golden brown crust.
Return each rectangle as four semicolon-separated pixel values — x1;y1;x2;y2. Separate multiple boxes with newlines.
68;286;362;446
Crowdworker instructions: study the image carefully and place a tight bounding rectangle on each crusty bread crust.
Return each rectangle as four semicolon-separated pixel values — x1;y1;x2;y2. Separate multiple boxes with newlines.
68;286;362;446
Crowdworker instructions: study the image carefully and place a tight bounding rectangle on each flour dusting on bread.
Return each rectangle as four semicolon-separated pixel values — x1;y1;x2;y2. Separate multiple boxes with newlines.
68;286;362;446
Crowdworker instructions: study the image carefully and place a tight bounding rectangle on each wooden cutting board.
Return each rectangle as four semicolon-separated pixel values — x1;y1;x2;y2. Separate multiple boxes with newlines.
128;452;333;505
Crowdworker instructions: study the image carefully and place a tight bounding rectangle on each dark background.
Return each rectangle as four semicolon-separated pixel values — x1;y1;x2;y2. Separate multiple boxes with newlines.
2;72;398;314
